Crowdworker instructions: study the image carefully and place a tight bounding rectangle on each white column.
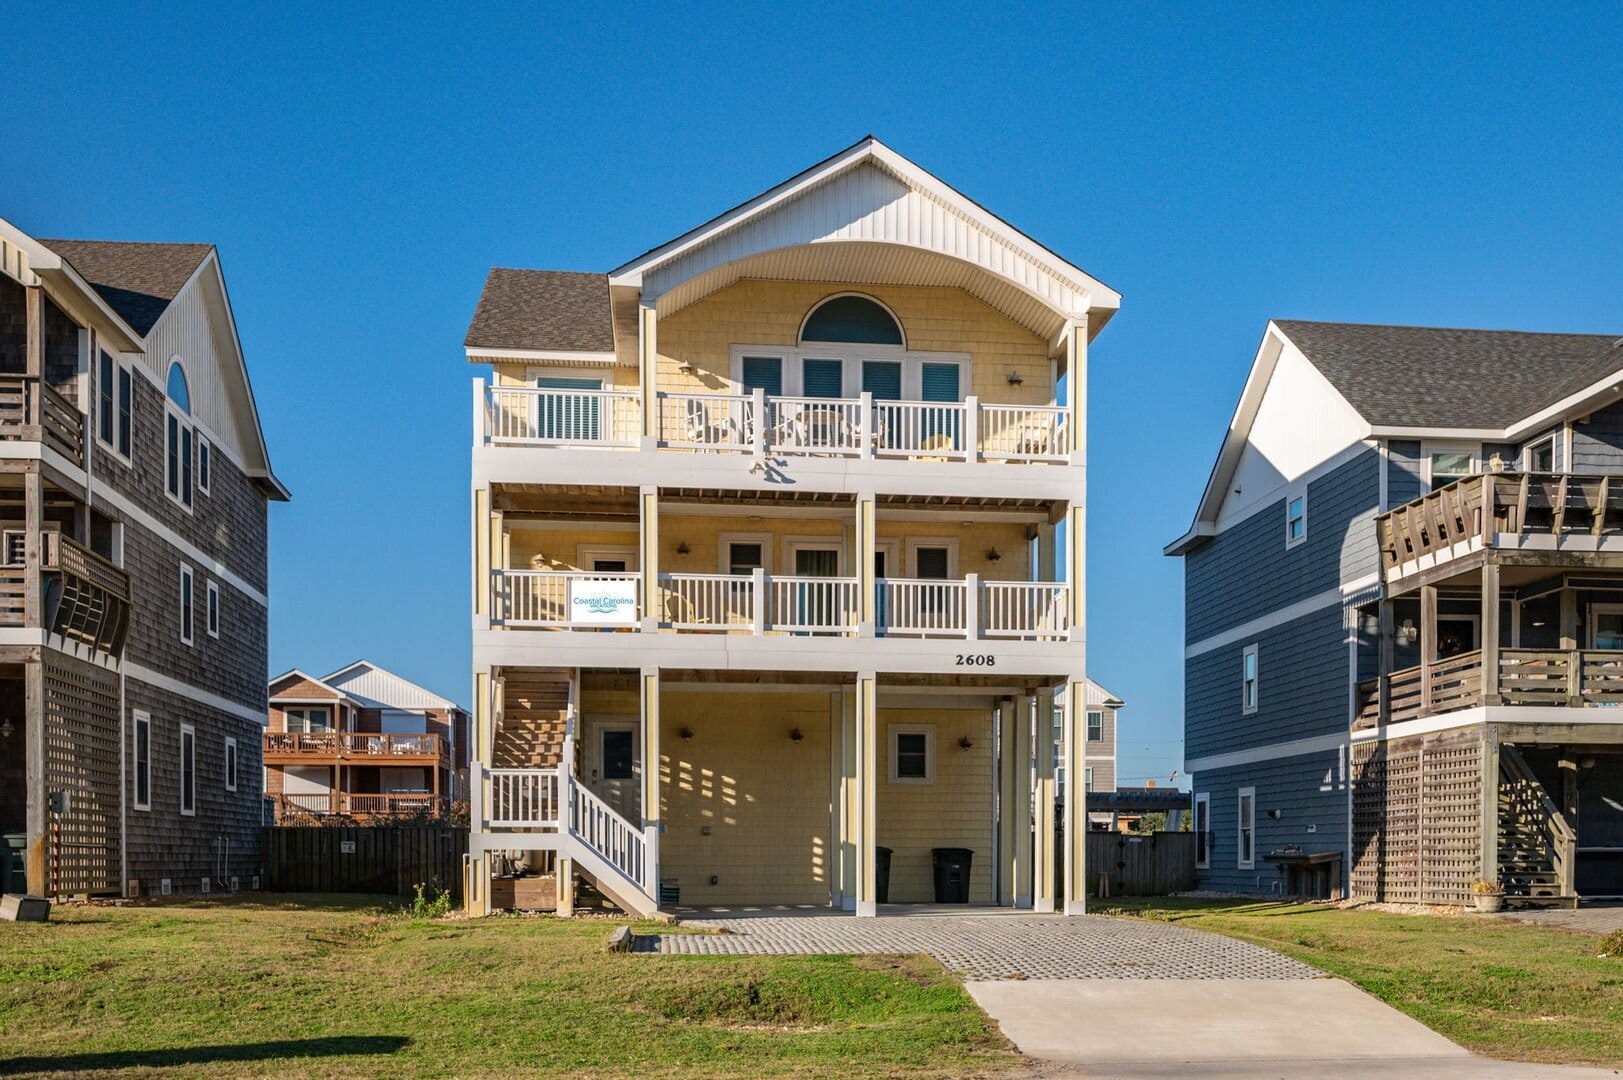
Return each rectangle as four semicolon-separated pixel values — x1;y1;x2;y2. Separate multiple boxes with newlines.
1062;678;1087;915
856;493;877;637
1033;691;1056;913
855;671;879;916
640;666;661;902
640;485;660;632
1064;317;1087;463
638;302;659;447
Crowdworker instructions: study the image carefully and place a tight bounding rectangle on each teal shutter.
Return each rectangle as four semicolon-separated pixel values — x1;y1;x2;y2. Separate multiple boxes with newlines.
741;356;783;396
802;359;843;398
861;361;902;400
537;377;601;440
920;363;962;450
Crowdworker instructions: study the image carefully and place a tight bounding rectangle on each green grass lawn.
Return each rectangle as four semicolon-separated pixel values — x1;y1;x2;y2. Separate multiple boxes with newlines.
1098;897;1623;1067
0;895;1021;1079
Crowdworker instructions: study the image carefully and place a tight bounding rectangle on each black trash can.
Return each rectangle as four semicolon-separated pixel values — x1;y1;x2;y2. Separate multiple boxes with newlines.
875;846;893;904
3;834;25;896
931;847;973;904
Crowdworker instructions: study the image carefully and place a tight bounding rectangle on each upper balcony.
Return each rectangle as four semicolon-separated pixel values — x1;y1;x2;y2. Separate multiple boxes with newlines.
0;374;84;464
0;530;131;655
479;384;1071;465
1379;471;1623;589
263;730;448;766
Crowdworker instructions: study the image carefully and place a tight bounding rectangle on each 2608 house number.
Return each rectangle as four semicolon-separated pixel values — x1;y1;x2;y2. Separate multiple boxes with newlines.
956;654;996;667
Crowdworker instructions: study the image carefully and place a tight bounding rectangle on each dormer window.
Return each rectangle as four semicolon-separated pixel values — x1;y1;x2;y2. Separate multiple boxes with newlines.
165;360;194;510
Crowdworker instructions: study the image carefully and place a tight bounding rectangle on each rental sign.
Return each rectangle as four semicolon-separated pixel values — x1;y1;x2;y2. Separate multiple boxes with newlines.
569;578;638;625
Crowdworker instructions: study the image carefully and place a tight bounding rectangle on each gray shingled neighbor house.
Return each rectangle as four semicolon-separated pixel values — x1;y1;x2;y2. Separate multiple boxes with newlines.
1168;320;1622;906
0;219;286;900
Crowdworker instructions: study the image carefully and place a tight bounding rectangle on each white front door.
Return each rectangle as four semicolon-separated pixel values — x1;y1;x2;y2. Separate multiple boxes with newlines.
584;718;640;821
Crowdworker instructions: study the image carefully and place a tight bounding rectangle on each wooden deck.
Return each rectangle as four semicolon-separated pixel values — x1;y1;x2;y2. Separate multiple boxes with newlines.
263;731;447;764
0;375;84;463
269;792;450;822
1379;472;1623;579
1355;647;1623;728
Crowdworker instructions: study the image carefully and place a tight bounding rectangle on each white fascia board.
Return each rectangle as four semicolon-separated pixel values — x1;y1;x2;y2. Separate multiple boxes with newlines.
1;216;145;350
607;137;1119;312
195;252;287;499
465;347;619;365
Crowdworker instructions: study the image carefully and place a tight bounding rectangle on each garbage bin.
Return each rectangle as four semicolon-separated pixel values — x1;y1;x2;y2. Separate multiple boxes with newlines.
931;847;973;904
2;834;25;896
875;846;893;905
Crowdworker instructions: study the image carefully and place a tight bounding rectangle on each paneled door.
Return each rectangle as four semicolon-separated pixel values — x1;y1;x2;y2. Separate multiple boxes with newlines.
584;718;640;821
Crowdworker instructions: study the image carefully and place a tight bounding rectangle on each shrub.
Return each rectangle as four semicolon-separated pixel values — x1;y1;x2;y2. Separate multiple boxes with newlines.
404;882;453;919
1598;929;1623;959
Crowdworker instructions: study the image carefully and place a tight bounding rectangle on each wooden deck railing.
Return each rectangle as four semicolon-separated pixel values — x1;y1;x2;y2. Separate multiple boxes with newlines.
1355;647;1623;728
0;375;84;462
0;531;131;654
265;731;446;760
1378;472;1623;574
272;792;447;821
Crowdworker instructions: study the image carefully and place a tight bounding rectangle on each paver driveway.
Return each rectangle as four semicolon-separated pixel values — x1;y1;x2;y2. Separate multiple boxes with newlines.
657;910;1319;980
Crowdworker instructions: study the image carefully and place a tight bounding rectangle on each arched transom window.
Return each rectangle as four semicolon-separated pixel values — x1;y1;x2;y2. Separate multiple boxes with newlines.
166;360;191;413
799;294;904;347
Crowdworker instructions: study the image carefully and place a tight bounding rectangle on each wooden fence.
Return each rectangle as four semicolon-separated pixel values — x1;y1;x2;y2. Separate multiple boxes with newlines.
262;826;467;900
1087;831;1197;897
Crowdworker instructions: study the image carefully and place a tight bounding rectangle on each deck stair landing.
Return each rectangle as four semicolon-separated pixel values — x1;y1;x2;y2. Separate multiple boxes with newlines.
1497;746;1578;909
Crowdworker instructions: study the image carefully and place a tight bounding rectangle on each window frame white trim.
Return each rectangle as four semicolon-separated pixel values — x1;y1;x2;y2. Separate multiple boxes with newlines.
783;536;847;576
96;350;136;466
887;723;936;784
1236;786;1256;870
728;343;973;401
1285;485;1307;548
206;579;220;639
1194;791;1211;869
574;544;639;573
164;401;195;513
1420;439;1479;489
196;436;211;496
1522;434;1557;472
1085;708;1104;742
1241;643;1259;715
284;706;333;734
179;563;195;647
180;722;197;817
905;537;960;579
717;531;774;575
132;710;152;811
1083;766;1094;793
796;292;908;349
224;735;238;792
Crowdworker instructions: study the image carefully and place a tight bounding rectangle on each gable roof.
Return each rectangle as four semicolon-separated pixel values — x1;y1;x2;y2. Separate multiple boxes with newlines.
268;668;352;702
1085;679;1124;707
464;268;613;354
322;660;461;712
1275;320;1623;430
39;239;212;337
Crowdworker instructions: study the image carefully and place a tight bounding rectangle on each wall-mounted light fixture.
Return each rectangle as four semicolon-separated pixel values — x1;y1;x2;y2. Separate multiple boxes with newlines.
985;548;1002;563
789;727;805;742
678;726;694;741
675;541;691;557
0;715;12;740
1397;618;1418;647
678;361;698;376
958;735;974;750
1006;370;1024;387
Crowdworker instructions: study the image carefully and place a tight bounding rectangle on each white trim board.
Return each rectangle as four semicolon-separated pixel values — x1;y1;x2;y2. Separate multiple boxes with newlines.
124;662;266;726
89;476;268;607
1184;575;1378;659
1350;705;1623;743
1185;731;1348;774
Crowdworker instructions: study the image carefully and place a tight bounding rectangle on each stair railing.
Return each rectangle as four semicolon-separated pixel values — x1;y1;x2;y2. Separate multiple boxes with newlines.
1498;746;1576;895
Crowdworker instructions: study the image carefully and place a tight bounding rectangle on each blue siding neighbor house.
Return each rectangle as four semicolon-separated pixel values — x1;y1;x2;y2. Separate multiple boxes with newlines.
1169;321;1623;906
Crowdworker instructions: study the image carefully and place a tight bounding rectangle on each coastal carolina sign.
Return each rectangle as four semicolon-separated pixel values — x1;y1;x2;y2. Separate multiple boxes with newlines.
569;578;638;624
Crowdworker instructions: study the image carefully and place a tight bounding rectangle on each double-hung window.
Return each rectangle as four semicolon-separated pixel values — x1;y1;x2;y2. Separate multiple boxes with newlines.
1194;792;1211;869
1086;709;1103;742
98;351;133;461
1424;444;1477;492
224;736;238;792
179;565;195;646
1237;787;1256;869
1241;644;1259;714
285;707;331;733
197;438;211;495
1285;488;1307;547
165;361;194;509
888;724;935;783
206;580;221;639
180;723;196;816
133;711;151;811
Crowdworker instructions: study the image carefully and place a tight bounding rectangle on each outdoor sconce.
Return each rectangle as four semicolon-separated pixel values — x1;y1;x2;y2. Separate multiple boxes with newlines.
958;735;975;750
678;361;698;376
675;541;691;557
789;727;805;742
678;726;694;741
1397;619;1418;646
1267;809;1283;820
1005;370;1024;387
0;715;12;740
985;548;1002;563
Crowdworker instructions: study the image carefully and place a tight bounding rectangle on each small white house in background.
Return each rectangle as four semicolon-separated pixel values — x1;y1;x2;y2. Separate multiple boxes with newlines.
265;661;470;823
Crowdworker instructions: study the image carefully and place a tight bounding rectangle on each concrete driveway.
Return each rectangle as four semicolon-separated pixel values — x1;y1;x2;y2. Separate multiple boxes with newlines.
968;977;1621;1079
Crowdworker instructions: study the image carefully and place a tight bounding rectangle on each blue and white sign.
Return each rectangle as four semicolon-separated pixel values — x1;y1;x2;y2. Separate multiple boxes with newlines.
569;578;638;625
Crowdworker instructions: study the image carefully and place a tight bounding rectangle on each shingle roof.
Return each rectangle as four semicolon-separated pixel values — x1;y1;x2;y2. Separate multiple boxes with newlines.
39;239;212;337
464;268;613;353
1275;320;1623;429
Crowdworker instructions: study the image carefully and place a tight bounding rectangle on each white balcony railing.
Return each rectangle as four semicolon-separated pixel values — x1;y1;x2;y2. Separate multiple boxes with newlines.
488;767;563;828
480;381;1071;463
491;569;1069;639
491;570;641;628
486;386;641;447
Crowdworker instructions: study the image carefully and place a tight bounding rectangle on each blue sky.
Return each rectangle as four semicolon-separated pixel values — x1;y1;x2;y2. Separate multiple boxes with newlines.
6;5;1619;787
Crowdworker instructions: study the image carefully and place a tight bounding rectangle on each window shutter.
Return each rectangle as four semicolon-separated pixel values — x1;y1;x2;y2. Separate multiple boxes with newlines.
861;361;902;400
801;359;843;398
536;377;602;440
741;357;783;396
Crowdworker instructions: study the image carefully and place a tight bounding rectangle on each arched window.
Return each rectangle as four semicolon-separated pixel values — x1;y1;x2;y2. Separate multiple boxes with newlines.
800;295;903;347
167;361;191;414
165;359;194;510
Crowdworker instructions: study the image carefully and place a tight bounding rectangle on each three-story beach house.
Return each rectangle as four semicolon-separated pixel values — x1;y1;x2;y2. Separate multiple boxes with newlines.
1169;321;1623;906
0;220;285;899
465;138;1115;916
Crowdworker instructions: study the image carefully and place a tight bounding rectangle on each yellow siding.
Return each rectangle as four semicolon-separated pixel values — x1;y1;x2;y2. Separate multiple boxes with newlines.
877;708;997;904
658;280;1053;406
657;691;834;906
507;516;1033;581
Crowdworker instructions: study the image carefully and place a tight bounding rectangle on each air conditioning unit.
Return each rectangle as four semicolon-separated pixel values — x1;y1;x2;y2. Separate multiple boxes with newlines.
159;878;172;896
200;878;210;895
